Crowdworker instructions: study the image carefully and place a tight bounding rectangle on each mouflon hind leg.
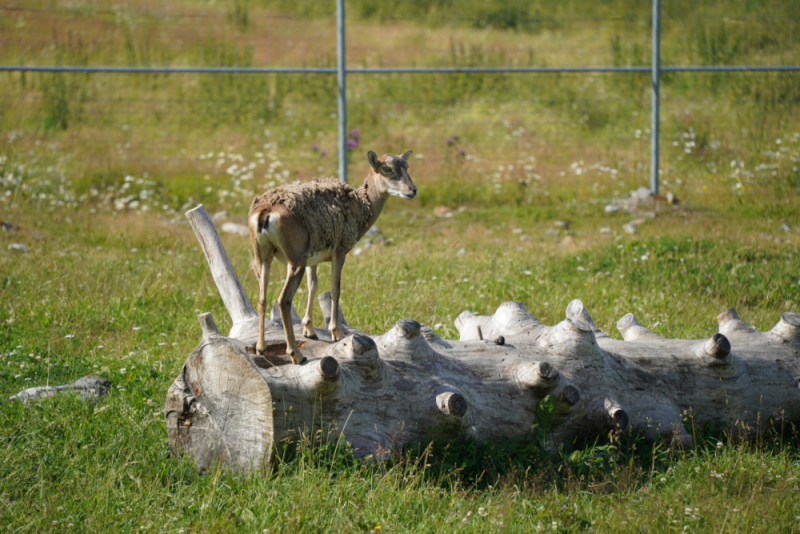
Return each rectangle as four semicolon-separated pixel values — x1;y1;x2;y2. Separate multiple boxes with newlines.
279;261;307;364
255;248;274;356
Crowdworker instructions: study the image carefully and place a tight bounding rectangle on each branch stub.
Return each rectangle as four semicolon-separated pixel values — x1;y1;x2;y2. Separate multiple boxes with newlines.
351;333;378;355
560;385;580;406
436;391;468;417
317;356;340;379
198;313;220;338
396;319;421;339
706;333;731;359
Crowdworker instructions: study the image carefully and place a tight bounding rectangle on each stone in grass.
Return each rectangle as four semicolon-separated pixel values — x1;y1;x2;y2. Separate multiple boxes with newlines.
10;375;111;404
623;222;638;234
220;222;249;237
781;223;792;233
8;243;29;253
211;210;229;223
633;187;652;201
554;220;569;230
604;204;621;214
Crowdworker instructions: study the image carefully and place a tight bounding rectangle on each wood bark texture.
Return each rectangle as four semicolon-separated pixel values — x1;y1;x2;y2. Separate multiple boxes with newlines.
166;205;800;473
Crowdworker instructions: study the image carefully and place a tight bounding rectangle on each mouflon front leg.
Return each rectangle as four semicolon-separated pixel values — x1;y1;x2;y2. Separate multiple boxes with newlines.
302;265;319;339
328;248;347;342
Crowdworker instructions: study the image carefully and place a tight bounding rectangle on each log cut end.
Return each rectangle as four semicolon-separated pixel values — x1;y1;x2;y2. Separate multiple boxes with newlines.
170;336;274;474
616;313;663;341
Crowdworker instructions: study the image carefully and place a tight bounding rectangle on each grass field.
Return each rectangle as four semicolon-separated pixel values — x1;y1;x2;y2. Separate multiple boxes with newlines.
2;1;800;532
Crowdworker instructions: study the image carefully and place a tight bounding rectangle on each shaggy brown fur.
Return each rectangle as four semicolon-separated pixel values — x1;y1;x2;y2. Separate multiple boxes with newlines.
248;179;372;256
248;150;416;364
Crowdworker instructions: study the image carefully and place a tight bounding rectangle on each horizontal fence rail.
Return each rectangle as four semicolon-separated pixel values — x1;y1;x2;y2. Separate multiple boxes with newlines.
3;66;800;74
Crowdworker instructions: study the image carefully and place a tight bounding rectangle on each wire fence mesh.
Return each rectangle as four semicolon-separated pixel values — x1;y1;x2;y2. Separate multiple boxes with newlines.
0;0;798;217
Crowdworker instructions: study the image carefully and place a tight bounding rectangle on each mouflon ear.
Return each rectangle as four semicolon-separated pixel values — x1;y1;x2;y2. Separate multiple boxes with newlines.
400;150;412;161
367;151;381;171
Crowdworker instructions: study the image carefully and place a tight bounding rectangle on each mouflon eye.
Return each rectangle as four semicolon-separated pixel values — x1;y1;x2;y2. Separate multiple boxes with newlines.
382;167;392;174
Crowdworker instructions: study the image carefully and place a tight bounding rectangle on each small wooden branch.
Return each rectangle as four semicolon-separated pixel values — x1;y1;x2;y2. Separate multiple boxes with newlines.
616;313;664;341
186;205;258;334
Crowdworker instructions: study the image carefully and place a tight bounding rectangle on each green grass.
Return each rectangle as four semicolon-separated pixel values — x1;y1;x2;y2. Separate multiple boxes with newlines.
1;197;799;532
1;1;800;531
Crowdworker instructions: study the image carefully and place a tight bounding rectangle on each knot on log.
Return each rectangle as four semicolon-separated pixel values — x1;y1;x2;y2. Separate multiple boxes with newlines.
420;324;452;348
455;302;543;341
566;299;608;338
537;318;600;360
436;390;468;417
513;361;581;410
616;313;663;341
395;319;422;339
378;319;434;362
492;301;543;335
771;312;800;342
327;333;382;380
717;308;757;337
454;310;489;341
351;333;378;356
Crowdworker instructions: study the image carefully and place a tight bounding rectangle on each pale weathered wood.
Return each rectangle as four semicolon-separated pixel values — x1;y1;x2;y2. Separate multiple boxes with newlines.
166;216;800;473
185;205;258;338
166;313;273;474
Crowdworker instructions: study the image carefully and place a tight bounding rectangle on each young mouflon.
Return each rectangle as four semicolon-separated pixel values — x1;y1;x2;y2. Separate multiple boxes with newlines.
248;150;417;363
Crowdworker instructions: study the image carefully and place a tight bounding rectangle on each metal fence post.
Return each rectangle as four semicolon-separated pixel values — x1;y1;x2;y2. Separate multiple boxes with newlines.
651;0;661;196
337;0;347;183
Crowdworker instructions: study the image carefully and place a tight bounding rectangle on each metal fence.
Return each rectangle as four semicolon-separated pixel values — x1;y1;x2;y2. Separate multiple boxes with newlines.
2;0;798;195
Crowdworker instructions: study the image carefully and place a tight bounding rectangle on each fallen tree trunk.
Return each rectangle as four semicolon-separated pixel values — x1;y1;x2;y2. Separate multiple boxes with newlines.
166;205;800;474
